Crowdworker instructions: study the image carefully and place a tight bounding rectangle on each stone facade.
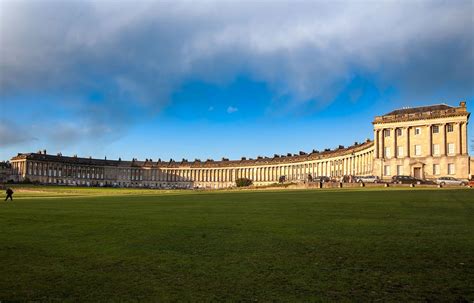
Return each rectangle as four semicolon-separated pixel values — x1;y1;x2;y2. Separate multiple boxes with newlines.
373;102;470;180
8;102;471;188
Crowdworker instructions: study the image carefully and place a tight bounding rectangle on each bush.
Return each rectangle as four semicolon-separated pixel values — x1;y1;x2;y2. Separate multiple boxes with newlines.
236;178;253;187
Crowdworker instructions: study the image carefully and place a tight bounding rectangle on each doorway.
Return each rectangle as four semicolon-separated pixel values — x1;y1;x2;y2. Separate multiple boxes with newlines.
414;167;422;179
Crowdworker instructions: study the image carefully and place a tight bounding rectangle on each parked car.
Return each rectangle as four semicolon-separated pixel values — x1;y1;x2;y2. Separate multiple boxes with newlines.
313;176;330;183
356;175;380;183
391;175;424;184
435;177;467;186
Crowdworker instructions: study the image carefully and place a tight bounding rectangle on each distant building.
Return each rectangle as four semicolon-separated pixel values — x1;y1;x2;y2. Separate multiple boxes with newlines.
8;102;472;188
0;162;13;183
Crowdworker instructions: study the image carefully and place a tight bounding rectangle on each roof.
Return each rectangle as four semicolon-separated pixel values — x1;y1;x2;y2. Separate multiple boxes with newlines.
383;104;453;116
373;102;469;124
10;140;374;168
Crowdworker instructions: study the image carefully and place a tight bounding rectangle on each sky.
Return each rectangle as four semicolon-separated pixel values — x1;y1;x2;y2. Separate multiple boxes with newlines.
0;0;473;162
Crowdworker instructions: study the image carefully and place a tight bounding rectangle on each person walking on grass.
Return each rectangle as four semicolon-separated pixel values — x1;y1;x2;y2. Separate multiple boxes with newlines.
5;188;13;201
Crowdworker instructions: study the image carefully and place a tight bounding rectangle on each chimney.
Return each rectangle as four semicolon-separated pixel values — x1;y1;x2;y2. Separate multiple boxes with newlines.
43;149;47;154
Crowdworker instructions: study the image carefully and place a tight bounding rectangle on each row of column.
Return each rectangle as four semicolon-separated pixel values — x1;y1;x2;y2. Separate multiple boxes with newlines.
17;148;375;184
24;161;105;179
122;150;374;183
374;122;468;159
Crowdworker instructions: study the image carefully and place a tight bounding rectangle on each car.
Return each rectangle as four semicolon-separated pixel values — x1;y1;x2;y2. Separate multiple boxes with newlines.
391;175;424;185
435;177;467;186
356;175;380;183
313;176;330;183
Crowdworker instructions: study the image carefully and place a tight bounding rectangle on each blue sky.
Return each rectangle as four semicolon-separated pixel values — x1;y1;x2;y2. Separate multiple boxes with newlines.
1;0;473;161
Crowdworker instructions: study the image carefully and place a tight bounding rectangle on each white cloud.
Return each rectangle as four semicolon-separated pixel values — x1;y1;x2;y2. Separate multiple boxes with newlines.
227;106;238;114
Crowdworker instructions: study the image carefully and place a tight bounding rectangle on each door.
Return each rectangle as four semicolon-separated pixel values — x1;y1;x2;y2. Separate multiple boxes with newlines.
414;167;421;179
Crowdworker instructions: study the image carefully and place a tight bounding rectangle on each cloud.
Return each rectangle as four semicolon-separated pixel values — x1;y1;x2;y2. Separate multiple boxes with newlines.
0;120;37;147
0;0;472;145
227;106;238;114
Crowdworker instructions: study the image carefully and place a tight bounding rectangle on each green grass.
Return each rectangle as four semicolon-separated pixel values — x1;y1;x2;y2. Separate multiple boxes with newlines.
0;186;473;301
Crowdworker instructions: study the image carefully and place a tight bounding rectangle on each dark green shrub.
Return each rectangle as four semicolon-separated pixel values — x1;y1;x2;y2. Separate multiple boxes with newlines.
236;178;253;187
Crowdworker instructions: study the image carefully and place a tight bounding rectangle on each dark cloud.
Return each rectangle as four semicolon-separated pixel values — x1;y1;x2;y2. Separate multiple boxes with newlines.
0;0;472;146
0;119;37;147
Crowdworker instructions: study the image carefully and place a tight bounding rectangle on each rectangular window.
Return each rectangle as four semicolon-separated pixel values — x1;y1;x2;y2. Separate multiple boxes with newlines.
433;164;440;175
384;129;391;137
397;146;404;157
397;165;403;175
432;144;440;156
448;143;455;155
415;127;421;135
432;125;439;133
447;124;454;132
385;147;391;158
384;165;391;176
448;163;455;175
396;128;402;136
414;145;422;156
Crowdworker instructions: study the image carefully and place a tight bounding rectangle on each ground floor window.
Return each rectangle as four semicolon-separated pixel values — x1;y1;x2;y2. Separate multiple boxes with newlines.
397;165;403;175
433;164;440;175
448;163;455;175
384;165;391;176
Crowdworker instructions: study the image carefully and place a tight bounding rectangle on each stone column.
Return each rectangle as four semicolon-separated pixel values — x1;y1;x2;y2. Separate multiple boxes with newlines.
458;122;462;155
374;129;379;159
461;122;468;154
406;127;411;158
441;124;447;156
428;125;433;156
393;128;397;158
380;129;385;159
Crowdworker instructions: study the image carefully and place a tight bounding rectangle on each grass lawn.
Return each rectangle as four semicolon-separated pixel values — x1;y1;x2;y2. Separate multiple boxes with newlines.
0;187;473;301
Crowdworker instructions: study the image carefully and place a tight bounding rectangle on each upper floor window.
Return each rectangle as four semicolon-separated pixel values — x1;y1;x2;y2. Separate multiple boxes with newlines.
448;143;455;155
414;145;422;156
447;124;454;132
432;125;439;133
433;144;440;156
415;127;421;135
397;146;404;157
384;129;391;137
396;128;402;136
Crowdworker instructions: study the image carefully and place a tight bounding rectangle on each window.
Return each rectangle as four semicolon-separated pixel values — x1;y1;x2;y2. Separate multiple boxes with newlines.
396;128;403;136
433;164;440;175
432;125;439;133
448;163;455;175
397;165;404;175
447;124;453;132
415;127;421;135
414;145;422;156
384;129;391;137
397;146;404;157
448;143;455;155
385;147;391;158
384;165;391;176
433;144;440;156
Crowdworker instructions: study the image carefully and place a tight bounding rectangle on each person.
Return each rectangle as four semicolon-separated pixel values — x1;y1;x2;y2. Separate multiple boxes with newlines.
5;188;13;201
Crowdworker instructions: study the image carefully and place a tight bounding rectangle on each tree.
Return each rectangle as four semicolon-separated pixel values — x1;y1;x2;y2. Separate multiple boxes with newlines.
236;178;253;187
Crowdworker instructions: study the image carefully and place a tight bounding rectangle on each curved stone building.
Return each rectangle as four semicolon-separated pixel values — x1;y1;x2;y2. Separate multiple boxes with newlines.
9;102;472;188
